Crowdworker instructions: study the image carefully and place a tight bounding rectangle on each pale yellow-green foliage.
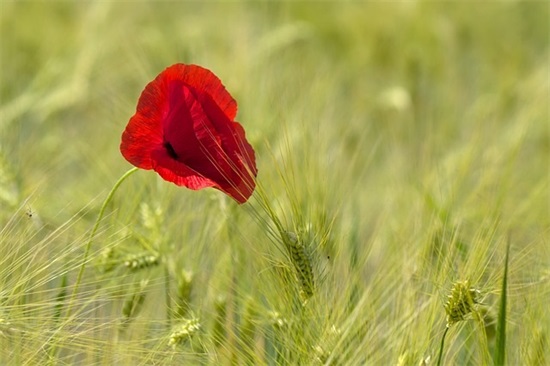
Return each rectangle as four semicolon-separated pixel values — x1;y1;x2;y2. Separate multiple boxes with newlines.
1;1;548;365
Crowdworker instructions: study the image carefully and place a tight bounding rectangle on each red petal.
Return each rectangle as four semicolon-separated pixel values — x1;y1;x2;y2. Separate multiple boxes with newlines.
189;90;257;201
151;148;219;190
121;63;256;203
192;88;257;176
161;64;237;120
120;107;164;170
151;147;254;204
232;121;258;178
162;81;210;164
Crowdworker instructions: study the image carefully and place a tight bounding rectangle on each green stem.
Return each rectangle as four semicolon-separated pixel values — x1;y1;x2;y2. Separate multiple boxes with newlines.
437;326;450;366
69;167;138;307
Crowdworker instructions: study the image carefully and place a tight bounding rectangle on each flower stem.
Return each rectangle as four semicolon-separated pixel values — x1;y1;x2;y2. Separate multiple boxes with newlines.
437;326;450;366
69;167;138;308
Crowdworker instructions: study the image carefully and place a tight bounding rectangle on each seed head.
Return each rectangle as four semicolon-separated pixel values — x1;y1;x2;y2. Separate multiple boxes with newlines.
123;252;159;271
176;270;194;318
282;230;315;300
444;280;481;327
267;311;288;330
168;317;201;348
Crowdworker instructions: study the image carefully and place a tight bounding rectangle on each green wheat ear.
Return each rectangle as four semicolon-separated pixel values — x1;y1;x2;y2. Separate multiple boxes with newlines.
444;280;481;327
98;247;118;273
267;310;288;330
121;279;149;329
282;231;315;301
437;280;482;366
175;270;194;318
123;251;160;271
168;317;201;349
139;202;164;232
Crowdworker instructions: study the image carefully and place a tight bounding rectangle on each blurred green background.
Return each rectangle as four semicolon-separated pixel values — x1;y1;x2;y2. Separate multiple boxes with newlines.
1;1;548;364
2;1;547;218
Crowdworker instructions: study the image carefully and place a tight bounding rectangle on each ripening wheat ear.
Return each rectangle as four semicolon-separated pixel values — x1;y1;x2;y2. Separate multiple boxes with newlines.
120;279;149;329
282;230;315;301
123;251;160;271
168;317;201;349
96;246;160;274
437;280;482;366
313;324;342;364
444;280;480;327
175;270;194;318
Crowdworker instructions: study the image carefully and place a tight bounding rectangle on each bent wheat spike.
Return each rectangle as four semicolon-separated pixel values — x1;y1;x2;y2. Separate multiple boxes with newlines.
168;317;201;348
444;280;480;327
283;231;315;300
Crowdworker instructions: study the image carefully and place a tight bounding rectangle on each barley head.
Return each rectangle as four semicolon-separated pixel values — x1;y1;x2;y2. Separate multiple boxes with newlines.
121;279;149;327
282;230;315;300
176;270;194;318
444;280;481;327
168;317;201;348
123;251;159;271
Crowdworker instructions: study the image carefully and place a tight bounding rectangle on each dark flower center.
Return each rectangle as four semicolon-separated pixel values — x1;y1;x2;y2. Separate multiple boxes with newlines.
164;141;179;159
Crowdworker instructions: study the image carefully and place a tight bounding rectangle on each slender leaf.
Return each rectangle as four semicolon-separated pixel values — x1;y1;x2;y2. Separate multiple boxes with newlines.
494;238;510;365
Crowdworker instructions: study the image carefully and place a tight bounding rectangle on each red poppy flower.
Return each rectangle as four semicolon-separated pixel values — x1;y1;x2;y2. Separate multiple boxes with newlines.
120;64;257;203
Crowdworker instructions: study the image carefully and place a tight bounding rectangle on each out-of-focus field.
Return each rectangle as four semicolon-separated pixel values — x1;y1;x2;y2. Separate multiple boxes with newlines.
1;2;548;365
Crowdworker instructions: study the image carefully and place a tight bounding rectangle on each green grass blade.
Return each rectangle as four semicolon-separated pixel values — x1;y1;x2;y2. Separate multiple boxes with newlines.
436;326;450;366
494;238;510;365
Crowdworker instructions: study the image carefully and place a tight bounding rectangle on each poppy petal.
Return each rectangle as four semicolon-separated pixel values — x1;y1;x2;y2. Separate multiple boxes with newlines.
151;147;252;203
192;90;258;181
161;64;237;120
121;72;168;169
162;80;210;165
121;63;256;203
151;147;219;190
120;114;163;170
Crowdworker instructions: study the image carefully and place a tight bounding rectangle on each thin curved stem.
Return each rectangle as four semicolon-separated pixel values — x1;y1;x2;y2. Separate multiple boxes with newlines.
70;167;138;305
437;326;450;366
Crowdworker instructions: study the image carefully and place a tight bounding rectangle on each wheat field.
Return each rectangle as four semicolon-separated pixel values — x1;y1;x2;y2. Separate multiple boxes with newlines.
1;2;548;365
